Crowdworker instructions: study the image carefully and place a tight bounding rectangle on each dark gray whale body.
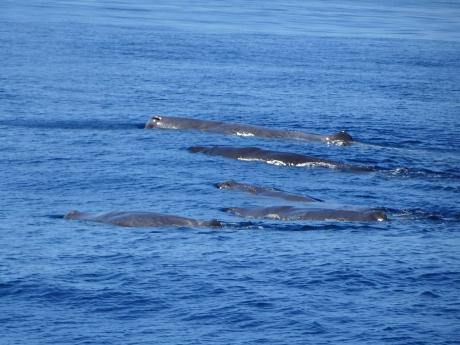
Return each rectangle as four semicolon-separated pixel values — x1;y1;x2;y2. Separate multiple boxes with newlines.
216;180;322;203
64;211;221;228
146;115;353;145
189;146;374;172
224;206;387;222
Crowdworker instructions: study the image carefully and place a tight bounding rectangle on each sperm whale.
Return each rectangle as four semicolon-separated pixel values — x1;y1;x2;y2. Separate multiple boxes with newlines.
189;146;374;172
64;210;222;228
216;180;322;203
146;115;353;145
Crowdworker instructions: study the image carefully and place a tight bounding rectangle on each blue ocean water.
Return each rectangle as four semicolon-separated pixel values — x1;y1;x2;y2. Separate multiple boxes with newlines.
1;0;460;344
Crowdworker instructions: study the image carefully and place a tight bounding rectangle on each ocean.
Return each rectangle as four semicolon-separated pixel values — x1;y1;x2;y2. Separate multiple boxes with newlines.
1;0;459;344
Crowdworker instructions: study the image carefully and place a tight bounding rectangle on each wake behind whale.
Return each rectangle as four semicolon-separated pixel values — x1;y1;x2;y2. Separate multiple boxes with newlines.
0;119;145;130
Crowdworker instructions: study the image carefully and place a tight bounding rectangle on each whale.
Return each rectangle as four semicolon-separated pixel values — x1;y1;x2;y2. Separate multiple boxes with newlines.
224;206;387;222
64;210;222;228
145;115;353;145
216;180;322;203
188;146;374;172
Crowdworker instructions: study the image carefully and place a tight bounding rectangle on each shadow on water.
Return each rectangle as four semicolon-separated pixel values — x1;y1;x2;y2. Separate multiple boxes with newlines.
47;214;65;219
0;119;145;130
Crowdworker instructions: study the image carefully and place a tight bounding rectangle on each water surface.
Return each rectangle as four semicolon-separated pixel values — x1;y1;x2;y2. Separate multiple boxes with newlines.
1;1;460;344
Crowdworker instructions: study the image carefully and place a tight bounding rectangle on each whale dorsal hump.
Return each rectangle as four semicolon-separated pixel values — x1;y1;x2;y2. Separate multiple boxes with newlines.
329;130;353;144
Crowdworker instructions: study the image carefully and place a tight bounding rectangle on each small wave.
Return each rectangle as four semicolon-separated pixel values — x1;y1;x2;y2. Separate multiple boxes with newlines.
232;221;382;232
419;291;440;298
356;140;425;150
389;167;410;175
356;140;460;156
385;167;460;179
417;271;460;283
221;221;264;230
384;207;459;222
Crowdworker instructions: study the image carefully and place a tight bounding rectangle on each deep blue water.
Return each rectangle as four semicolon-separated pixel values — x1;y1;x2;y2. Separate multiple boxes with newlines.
1;1;460;344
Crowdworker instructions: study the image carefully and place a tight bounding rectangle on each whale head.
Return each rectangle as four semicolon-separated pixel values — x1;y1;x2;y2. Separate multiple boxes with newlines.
215;180;238;189
64;210;86;220
145;115;163;128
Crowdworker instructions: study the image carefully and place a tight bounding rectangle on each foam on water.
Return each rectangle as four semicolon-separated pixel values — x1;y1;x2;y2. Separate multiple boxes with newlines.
295;161;338;169
235;132;255;137
237;158;288;166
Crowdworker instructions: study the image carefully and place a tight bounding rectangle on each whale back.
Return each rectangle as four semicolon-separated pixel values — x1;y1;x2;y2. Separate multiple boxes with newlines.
224;206;387;222
146;115;352;145
327;131;353;145
216;180;321;203
189;146;343;168
64;210;222;228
